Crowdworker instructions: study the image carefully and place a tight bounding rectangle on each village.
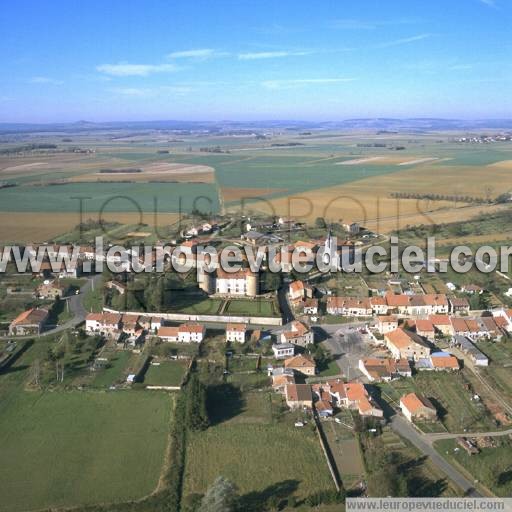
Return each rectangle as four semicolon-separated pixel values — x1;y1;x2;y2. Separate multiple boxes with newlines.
2;211;512;500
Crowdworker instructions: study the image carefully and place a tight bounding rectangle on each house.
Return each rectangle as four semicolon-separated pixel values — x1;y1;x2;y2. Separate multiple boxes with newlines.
280;320;314;347
326;296;372;317
36;280;66;300
284;354;316;376
272;343;295;359
370;296;390;315
226;323;247;343
415;319;435;339
449;297;470;315
454;335;488;366
285;383;313;409
400;392;437;422
178;323;205;343
430;352;460;371
9;308;49;335
376;315;398;334
288;280;305;303
315;400;334;417
85;312;122;334
492;309;512;332
324;380;383;417
303;298;318;315
429;315;454;336
58;258;83;279
345;382;383;417
342;221;360;235
358;357;411;382
479;316;504;340
385;328;431;361
461;284;483;295
150;317;163;333
121;314;141;335
157;326;179;342
385;293;448;316
272;374;295;393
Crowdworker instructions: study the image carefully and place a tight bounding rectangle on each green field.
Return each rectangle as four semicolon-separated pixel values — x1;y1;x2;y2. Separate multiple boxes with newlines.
224;298;280;317
0;390;173;512
435;438;512;496
144;360;187;387
183;391;333;505
91;350;134;388
0;182;220;213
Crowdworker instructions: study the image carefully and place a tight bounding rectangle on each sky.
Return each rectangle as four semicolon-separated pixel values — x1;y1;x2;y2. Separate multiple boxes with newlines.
1;0;511;122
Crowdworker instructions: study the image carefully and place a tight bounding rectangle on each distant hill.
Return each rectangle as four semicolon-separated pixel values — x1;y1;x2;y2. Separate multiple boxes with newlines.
1;117;512;134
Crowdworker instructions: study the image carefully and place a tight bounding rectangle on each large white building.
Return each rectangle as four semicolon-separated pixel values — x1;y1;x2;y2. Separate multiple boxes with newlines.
212;268;259;297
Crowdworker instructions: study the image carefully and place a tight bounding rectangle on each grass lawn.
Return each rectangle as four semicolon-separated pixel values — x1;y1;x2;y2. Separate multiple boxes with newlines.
83;286;103;313
143;360;187;387
0;390;173;512
170;297;223;315
380;372;495;433
316;359;341;377
435;438;512;496
91;350;134;388
183;391;333;507
224;298;280;317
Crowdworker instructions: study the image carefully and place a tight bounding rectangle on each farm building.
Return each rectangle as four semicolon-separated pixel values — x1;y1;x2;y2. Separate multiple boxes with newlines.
400;393;437;422
9;308;49;335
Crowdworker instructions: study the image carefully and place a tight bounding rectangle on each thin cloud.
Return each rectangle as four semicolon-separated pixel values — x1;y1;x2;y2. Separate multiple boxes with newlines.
261;78;356;89
238;50;312;60
330;18;420;30
110;87;152;97
376;33;432;48
479;0;496;7
111;85;191;97
448;64;473;71
30;76;63;85
97;63;178;77
330;19;379;30
167;48;226;59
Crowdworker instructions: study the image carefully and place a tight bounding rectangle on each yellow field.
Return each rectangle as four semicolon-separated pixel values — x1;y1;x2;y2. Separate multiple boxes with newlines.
244;162;512;232
0;212;180;243
69;162;215;183
488;160;512;170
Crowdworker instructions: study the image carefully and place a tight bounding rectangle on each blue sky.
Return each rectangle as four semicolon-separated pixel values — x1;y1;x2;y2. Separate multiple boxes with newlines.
1;0;511;122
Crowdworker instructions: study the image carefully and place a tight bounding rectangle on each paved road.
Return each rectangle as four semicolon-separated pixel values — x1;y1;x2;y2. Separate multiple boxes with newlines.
1;274;102;339
319;320;375;379
390;415;482;497
425;428;512;442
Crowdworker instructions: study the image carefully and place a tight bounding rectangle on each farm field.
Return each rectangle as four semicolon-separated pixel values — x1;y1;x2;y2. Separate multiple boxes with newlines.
435;438;512;496
2;134;512;240
378;372;495;433
183;391;333;505
0;211;181;244
0;182;220;213
0;390;173;512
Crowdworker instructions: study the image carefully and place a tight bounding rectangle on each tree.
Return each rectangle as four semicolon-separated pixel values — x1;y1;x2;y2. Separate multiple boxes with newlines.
315;217;327;229
200;476;239;512
186;373;209;431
